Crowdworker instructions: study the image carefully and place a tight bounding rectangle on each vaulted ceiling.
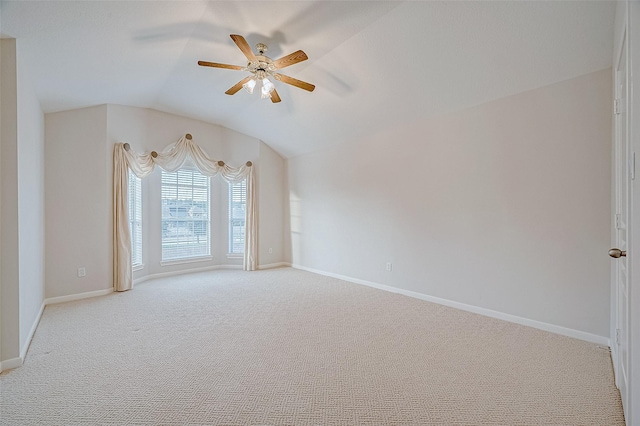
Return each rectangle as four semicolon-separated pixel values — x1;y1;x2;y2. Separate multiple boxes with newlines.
1;1;615;158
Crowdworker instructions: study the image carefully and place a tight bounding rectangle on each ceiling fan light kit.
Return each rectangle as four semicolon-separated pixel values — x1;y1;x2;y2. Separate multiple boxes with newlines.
198;34;315;104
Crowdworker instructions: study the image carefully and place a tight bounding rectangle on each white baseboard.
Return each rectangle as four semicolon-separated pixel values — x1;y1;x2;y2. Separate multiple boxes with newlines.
290;263;610;346
20;302;46;360
133;264;242;285
258;262;289;270
134;262;288;284
44;288;113;306
0;357;22;372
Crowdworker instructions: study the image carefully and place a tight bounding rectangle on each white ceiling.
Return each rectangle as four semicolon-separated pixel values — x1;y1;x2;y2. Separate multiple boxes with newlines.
1;1;615;158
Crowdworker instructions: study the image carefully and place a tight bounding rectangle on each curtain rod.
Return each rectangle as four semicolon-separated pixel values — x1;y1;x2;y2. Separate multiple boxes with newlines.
122;134;252;167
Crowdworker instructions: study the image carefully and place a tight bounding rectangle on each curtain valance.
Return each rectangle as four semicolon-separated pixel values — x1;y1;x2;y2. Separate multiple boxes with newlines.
113;134;257;292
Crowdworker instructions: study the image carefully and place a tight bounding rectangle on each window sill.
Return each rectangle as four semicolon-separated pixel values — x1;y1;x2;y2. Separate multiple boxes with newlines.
132;264;144;272
226;253;243;259
160;256;213;267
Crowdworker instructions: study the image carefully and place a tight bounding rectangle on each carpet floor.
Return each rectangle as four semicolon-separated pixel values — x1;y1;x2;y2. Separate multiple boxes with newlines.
0;267;624;425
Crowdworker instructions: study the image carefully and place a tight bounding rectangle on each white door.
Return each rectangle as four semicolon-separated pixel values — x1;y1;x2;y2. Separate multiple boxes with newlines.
612;27;630;421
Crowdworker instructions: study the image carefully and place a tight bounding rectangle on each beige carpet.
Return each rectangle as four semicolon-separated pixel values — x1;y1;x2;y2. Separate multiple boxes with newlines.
0;267;624;425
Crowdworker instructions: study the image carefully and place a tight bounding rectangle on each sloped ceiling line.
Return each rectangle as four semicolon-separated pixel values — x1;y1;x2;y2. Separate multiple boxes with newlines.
1;1;615;158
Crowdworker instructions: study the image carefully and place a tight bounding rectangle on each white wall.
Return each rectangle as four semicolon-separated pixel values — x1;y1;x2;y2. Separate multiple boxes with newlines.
1;38;46;368
45;105;109;298
258;142;285;266
1;38;20;364
44;104;286;298
16;39;45;352
286;69;612;338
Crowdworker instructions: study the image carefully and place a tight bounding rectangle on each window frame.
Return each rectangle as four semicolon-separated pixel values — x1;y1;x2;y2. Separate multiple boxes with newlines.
160;168;212;263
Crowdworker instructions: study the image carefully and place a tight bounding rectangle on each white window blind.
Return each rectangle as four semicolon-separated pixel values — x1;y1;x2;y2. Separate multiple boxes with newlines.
161;169;210;261
128;170;142;267
228;180;247;254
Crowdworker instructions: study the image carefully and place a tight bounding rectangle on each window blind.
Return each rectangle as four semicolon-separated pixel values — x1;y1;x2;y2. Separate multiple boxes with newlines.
161;169;211;261
228;180;247;254
128;170;143;267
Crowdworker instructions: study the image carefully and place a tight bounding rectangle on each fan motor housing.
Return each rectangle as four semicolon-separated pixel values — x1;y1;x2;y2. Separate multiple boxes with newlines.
248;55;276;74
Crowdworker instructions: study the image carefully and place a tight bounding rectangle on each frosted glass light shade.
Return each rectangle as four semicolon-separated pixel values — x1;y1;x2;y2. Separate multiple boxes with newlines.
262;78;275;93
260;78;275;99
242;78;256;94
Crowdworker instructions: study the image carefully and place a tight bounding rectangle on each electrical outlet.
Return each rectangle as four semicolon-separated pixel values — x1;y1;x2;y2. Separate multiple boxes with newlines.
78;267;86;277
386;262;392;272
268;248;273;254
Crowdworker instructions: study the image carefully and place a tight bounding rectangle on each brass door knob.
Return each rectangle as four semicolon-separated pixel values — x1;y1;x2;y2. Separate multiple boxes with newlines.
609;248;627;258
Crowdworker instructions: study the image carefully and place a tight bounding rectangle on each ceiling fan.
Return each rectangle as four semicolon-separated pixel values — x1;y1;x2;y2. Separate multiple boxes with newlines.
198;34;315;103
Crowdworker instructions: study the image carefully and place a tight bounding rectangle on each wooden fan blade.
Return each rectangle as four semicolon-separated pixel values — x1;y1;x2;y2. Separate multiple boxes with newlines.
198;61;244;71
275;74;315;92
225;76;253;95
270;88;282;103
273;50;308;69
230;34;257;62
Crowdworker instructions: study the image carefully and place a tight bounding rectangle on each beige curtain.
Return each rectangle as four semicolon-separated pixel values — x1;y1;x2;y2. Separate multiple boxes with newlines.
113;135;256;292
